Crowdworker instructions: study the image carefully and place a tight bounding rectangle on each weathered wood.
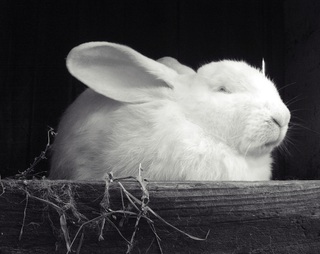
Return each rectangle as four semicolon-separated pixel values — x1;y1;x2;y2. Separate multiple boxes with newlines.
1;180;320;253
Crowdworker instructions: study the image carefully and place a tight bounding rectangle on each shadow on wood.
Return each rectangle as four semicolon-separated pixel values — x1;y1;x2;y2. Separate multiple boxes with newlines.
0;180;320;253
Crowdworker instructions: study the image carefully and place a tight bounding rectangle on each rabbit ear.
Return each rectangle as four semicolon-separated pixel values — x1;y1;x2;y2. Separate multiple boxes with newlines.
66;42;178;103
157;57;196;75
261;58;266;76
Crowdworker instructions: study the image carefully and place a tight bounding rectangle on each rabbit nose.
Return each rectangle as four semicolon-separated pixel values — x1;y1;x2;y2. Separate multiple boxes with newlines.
271;106;291;128
272;117;281;128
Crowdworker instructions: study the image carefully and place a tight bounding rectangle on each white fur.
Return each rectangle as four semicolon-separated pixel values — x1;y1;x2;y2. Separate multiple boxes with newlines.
50;42;290;181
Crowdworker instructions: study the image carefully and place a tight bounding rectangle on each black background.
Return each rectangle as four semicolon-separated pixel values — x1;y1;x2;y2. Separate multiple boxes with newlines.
1;0;319;180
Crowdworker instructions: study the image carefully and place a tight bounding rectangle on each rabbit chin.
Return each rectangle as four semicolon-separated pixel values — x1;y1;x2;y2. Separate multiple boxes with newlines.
237;123;288;157
239;138;282;157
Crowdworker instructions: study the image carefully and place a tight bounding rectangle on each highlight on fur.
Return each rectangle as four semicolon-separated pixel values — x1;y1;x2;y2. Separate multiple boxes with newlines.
50;42;290;181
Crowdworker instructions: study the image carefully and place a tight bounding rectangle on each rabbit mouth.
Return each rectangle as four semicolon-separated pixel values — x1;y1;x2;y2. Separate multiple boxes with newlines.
242;121;289;156
253;135;285;155
264;140;281;149
241;135;283;156
264;126;288;149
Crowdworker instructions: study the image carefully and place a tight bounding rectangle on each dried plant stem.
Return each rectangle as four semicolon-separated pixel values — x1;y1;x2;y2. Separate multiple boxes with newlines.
126;213;142;254
60;213;72;252
147;220;163;254
98;218;106;241
68;210;138;253
15;127;56;179
148;206;210;241
0;179;5;196
104;215;132;245
15;166;209;254
76;232;85;254
28;193;64;213
112;167;208;253
19;193;29;241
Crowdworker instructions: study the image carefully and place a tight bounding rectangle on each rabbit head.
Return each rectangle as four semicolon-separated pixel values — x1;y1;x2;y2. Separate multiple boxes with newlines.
195;60;290;157
50;42;290;181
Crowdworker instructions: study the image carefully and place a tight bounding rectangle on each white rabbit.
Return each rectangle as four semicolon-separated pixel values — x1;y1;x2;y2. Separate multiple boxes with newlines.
49;42;290;181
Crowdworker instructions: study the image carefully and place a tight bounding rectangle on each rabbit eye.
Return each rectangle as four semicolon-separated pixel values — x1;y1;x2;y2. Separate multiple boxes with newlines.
218;86;231;93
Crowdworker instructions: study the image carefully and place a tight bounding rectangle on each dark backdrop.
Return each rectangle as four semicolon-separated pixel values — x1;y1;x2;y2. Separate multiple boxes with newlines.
1;0;318;180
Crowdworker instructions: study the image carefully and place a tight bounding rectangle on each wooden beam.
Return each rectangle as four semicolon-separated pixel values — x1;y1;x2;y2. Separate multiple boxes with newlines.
1;180;320;253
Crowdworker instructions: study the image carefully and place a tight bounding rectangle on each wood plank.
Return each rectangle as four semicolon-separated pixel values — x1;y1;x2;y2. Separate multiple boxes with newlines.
0;180;320;253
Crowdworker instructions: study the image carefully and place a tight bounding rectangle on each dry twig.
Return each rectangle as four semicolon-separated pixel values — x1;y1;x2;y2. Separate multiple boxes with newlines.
15;127;56;180
14;165;208;254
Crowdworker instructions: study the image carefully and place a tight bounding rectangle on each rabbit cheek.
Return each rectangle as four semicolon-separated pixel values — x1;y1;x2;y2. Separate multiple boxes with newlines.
239;112;282;156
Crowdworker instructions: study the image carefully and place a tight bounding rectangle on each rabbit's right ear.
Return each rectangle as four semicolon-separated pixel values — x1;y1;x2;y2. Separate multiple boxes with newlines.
157;57;195;75
66;42;178;103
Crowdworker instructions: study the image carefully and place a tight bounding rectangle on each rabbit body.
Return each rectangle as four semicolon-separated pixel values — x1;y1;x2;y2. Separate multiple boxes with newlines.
50;42;290;181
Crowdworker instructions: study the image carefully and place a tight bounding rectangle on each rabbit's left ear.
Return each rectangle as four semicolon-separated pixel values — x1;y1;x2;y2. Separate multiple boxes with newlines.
66;42;178;103
157;57;195;75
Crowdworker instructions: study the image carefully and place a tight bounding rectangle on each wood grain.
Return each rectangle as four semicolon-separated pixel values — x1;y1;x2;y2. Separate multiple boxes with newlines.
1;180;320;253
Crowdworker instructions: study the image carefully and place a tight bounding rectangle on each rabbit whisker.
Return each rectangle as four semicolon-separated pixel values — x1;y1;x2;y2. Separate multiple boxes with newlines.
289;114;311;126
290;122;320;136
285;95;305;108
280;126;302;155
244;143;253;158
289;109;310;114
277;138;293;157
278;82;296;92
